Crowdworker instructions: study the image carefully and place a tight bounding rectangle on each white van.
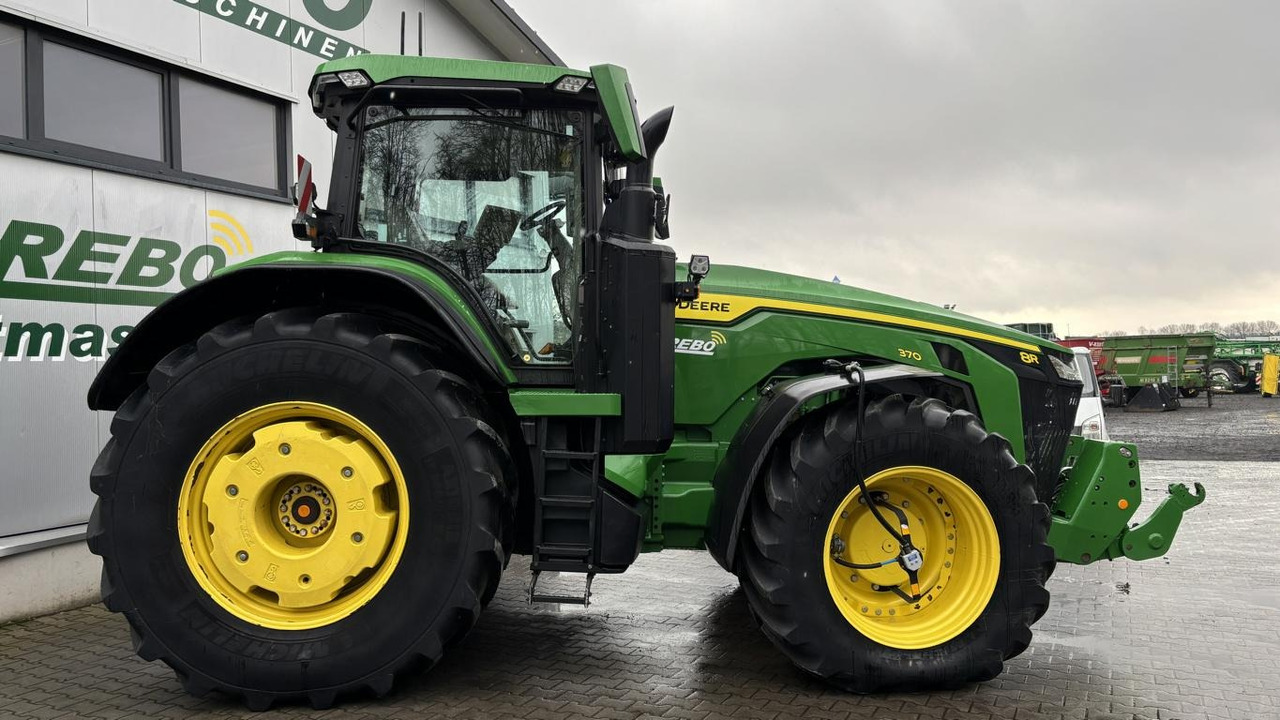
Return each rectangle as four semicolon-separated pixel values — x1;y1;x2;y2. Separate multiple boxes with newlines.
1071;347;1108;440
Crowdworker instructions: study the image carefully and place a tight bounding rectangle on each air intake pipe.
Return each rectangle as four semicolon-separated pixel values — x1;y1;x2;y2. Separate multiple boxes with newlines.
579;107;678;454
600;107;674;243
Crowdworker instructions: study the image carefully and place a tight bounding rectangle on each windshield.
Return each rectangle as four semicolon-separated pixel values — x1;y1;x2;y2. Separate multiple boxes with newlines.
356;106;586;364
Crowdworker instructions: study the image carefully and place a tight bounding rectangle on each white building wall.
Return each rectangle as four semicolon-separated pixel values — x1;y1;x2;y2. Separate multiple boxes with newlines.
0;0;553;620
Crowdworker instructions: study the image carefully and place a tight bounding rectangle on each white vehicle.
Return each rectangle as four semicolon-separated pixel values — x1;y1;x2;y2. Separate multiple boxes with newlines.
1071;347;1108;440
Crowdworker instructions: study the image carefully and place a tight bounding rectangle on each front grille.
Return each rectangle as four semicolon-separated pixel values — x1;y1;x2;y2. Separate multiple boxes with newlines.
1019;377;1080;504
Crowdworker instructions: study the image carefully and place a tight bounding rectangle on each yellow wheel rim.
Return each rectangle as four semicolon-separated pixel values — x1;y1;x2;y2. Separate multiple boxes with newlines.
823;466;1000;650
177;402;409;630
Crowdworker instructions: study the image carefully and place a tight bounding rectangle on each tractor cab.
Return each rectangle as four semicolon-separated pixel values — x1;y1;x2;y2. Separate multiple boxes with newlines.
299;57;686;456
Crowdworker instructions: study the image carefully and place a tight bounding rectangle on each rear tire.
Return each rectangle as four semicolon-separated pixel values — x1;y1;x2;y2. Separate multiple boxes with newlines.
738;395;1052;692
87;309;513;709
1210;361;1253;393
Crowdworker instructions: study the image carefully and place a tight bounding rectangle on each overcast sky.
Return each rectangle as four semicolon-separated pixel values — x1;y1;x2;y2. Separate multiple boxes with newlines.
507;1;1279;335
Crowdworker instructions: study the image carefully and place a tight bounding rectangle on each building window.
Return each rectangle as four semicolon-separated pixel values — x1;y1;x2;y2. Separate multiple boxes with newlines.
179;78;278;189
0;15;289;199
0;21;22;138
44;42;164;161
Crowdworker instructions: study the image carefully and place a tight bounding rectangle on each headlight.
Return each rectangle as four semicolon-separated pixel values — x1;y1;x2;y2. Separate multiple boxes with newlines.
336;70;371;88
553;75;591;93
1048;353;1081;382
1078;414;1104;440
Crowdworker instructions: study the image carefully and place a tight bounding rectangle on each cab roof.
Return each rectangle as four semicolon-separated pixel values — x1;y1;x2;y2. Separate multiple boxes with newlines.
314;55;588;88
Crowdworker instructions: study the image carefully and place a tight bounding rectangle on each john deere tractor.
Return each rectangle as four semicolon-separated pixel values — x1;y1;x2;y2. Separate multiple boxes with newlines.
85;56;1205;709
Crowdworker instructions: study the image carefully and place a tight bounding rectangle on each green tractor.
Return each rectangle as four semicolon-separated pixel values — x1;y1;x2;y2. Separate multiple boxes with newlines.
85;56;1205;709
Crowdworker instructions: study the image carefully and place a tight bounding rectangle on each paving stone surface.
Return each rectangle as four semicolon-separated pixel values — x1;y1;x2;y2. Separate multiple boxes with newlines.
0;459;1275;720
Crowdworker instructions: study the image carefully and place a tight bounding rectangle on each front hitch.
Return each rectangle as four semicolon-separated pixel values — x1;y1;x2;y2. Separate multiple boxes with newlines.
1111;480;1205;561
1046;437;1206;564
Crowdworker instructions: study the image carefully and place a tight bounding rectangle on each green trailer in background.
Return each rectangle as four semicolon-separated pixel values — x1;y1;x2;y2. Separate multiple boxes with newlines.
1098;333;1217;410
1211;339;1280;393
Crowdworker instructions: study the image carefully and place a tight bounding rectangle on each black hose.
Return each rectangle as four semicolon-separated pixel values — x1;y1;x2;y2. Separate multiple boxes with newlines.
832;555;896;570
849;363;905;542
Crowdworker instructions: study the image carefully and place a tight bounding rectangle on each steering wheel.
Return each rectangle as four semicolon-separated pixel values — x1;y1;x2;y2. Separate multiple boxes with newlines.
519;199;567;231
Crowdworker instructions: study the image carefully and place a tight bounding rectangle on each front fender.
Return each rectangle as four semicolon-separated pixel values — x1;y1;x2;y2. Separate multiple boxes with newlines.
704;363;943;572
88;252;516;410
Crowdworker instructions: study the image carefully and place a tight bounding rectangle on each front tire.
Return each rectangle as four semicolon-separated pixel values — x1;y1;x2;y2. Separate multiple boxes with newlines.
739;395;1052;692
87;309;513;709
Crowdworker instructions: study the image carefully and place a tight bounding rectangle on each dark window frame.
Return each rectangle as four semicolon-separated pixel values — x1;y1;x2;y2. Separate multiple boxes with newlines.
0;13;292;203
0;18;27;139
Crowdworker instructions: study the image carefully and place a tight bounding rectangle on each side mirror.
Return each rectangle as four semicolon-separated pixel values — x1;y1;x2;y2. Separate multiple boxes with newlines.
291;154;319;242
291;155;339;249
653;177;671;240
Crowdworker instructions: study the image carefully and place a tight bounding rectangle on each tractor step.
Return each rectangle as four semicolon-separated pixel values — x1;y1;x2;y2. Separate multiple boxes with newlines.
540;496;594;509
542;449;598;461
525;417;603;576
527;569;594;606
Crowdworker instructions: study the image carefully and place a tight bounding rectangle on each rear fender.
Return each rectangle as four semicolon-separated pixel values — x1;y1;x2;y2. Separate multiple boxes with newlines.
88;259;515;411
704;364;943;572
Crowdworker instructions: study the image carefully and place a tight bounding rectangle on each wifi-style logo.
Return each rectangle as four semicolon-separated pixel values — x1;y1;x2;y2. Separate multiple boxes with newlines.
674;330;727;357
208;210;253;257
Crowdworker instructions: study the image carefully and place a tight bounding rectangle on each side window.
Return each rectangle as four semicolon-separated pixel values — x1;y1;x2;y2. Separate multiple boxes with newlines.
357;108;585;365
0;22;23;138
0;20;289;197
179;78;280;189
43;43;163;161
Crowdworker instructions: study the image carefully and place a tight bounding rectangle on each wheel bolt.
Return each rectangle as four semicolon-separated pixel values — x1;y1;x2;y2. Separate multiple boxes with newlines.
279;443;291;455
849;573;858;582
342;467;354;478
226;485;239;497
352;532;364;544
300;575;311;585
236;550;249;562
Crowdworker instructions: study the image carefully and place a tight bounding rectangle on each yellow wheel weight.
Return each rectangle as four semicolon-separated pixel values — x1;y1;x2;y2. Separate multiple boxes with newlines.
176;402;409;630
823;466;1000;650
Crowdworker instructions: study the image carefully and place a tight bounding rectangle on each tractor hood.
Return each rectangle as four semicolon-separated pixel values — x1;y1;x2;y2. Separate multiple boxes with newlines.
683;264;1057;355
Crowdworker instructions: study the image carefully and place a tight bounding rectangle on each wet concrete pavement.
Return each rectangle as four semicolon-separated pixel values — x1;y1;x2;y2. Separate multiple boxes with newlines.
1;409;1277;718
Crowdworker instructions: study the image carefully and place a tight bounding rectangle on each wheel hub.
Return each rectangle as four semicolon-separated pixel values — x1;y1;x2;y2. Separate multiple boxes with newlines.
177;403;409;630
823;466;1000;649
279;482;334;538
